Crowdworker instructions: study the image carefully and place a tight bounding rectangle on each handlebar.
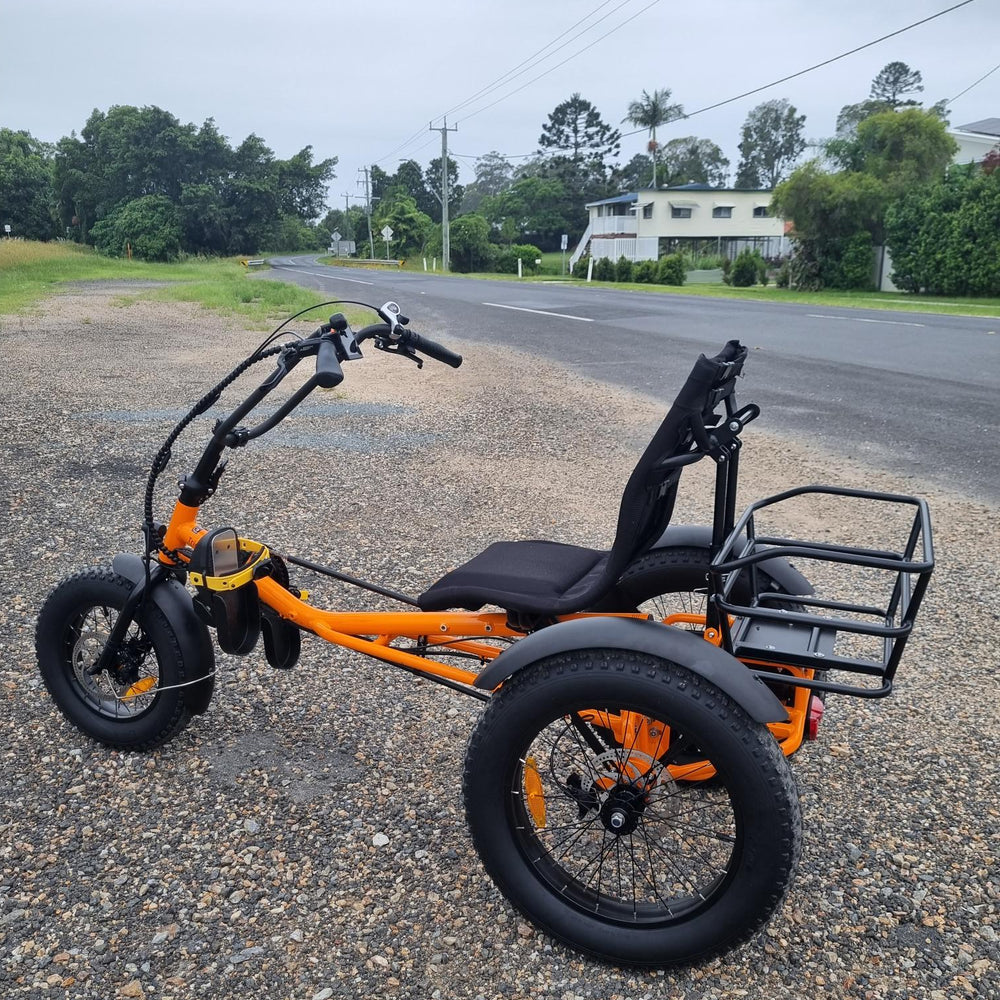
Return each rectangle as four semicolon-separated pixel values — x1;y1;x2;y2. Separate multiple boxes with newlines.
314;335;344;388
401;329;463;368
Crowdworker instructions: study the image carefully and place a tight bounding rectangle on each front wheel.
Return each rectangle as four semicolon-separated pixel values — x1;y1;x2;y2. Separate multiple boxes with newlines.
463;649;801;967
36;569;195;750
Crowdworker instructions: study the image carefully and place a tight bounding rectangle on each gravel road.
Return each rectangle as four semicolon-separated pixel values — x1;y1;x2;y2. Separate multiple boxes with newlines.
0;288;997;1000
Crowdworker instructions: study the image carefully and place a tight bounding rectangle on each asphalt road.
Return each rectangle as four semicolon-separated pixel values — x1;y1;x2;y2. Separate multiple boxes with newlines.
263;256;1000;505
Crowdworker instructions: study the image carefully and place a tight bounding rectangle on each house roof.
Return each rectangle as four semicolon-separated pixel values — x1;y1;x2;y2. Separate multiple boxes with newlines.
585;192;639;208
956;118;1000;137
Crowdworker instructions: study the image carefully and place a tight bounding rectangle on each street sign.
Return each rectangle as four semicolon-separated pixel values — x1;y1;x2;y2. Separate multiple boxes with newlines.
331;230;342;242
560;234;568;250
381;225;394;241
3;224;10;235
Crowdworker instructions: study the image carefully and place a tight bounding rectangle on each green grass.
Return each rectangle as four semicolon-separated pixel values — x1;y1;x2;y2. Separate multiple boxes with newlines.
0;242;369;328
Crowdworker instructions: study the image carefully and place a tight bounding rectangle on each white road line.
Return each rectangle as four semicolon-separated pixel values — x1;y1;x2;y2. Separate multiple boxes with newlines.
482;302;594;322
807;313;925;328
272;265;373;285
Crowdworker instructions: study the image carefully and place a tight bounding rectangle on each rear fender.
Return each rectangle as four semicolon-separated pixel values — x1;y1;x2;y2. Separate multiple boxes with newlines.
473;616;788;724
650;524;815;596
113;554;216;714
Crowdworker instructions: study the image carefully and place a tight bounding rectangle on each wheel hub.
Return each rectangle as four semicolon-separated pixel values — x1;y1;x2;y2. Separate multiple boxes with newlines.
599;785;647;836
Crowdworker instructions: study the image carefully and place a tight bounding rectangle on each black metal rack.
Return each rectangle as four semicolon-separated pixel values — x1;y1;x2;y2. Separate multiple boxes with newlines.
711;485;935;699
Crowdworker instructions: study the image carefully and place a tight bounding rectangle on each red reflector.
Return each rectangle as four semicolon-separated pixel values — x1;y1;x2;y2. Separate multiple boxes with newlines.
806;695;825;741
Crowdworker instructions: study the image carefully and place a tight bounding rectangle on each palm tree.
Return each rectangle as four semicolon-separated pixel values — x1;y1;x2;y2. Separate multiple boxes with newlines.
623;88;684;189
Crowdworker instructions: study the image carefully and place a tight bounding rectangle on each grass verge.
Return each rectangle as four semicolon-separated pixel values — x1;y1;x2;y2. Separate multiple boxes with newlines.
0;242;368;329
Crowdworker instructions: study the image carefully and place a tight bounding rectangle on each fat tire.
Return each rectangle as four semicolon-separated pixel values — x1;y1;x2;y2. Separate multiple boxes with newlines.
463;649;802;967
36;568;194;750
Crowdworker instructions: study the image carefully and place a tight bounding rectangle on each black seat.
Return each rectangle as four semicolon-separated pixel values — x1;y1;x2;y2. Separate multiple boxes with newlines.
417;341;748;616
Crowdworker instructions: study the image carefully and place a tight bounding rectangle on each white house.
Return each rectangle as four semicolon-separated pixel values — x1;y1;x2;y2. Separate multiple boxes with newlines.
574;183;789;268
949;118;1000;165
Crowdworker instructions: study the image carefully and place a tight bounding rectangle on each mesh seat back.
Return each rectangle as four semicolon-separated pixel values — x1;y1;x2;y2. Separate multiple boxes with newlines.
597;340;748;590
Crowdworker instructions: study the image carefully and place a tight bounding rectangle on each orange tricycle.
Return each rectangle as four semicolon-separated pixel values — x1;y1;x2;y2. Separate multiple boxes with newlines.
36;300;934;966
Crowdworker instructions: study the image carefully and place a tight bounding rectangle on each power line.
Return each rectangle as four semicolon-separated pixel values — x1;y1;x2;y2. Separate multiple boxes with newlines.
437;0;634;123
457;0;663;127
373;0;657;167
947;59;1000;105
619;0;979;139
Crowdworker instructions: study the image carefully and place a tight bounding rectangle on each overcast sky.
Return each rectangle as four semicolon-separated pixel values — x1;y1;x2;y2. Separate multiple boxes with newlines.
3;0;997;206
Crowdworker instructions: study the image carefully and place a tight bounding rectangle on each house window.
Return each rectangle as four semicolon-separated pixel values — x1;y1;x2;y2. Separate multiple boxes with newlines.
753;206;769;218
712;206;733;219
642;203;653;219
671;206;692;219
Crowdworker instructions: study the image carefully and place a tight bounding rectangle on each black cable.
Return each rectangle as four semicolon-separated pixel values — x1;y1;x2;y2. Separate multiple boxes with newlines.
618;0;979;138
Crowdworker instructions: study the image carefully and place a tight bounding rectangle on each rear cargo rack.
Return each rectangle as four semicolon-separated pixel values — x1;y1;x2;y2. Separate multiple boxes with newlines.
711;485;934;699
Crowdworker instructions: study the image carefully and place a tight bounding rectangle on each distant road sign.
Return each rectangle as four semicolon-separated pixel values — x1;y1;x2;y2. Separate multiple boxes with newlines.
381;225;394;240
560;234;568;250
331;230;342;242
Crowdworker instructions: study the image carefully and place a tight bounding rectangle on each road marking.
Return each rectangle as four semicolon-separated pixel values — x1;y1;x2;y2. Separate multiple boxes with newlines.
482;302;593;322
272;265;373;285
807;313;925;328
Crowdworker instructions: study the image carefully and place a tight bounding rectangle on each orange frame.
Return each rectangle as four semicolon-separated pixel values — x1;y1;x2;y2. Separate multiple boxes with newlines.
162;501;815;760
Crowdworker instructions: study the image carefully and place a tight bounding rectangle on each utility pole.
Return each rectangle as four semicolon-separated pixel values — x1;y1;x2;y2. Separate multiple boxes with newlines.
358;167;376;259
429;118;458;272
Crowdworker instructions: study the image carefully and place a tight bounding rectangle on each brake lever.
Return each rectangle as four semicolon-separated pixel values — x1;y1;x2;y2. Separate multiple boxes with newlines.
373;335;423;368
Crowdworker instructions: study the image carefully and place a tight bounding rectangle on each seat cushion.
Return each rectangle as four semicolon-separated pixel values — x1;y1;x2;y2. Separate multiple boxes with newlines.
417;540;608;615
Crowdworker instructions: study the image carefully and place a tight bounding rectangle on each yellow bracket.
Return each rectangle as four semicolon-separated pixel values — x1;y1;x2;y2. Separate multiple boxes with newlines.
188;538;270;591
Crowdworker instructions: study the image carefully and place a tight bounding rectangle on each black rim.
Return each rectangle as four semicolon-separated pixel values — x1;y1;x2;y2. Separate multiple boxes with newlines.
506;700;741;926
63;604;160;720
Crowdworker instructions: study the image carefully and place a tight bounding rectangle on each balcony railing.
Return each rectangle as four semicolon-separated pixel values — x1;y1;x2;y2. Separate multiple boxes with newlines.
591;215;638;235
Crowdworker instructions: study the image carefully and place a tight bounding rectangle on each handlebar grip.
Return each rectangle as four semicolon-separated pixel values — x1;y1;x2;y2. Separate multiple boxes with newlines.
405;330;463;368
315;336;344;388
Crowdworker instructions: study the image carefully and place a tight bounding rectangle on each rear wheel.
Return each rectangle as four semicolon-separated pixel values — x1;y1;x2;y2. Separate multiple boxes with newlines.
615;545;798;624
36;569;195;750
464;649;801;967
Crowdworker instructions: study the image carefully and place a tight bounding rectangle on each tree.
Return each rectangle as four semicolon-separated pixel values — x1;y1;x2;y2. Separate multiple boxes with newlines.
829;108;957;194
447;213;494;272
734;99;806;189
835;62;934;140
659;137;729;187
373;194;433;257
481;175;575;251
623;87;684;188
886;163;1000;296
275;145;337;220
0;128;55;238
539;93;621;166
90;195;183;260
461;151;513;213
611;153;654;192
424;156;463;224
870;61;923;107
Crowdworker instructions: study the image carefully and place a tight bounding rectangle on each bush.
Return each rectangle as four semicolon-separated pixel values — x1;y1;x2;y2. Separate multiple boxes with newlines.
615;255;634;282
656;253;685;285
775;260;791;288
91;195;183;261
634;259;657;283
593;256;615;281
830;231;874;290
721;256;732;285
571;253;591;278
494;243;543;274
730;249;763;287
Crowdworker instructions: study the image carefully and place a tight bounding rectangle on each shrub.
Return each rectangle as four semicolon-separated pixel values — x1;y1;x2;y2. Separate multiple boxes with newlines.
775;260;791;288
593;256;616;281
615;255;634;282
634;259;657;283
656;253;685;285
830;231;874;290
91;195;183;261
494;243;544;274
730;249;763;287
721;255;732;285
571;253;590;278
